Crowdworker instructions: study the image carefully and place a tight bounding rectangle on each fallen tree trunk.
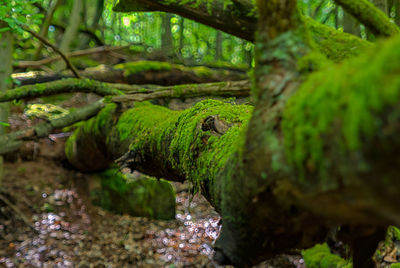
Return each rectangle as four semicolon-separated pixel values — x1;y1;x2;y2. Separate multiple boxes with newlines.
12;61;246;86
65;33;400;266
0;79;250;103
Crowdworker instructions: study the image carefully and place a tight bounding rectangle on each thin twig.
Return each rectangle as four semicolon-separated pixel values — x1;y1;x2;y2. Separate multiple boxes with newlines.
21;25;81;78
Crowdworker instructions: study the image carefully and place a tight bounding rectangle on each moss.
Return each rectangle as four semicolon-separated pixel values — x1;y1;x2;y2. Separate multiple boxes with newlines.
116;101;179;142
167;99;252;194
391;263;400;268
93;168;176;220
25;103;69;120
283;34;400;183
116;99;252;199
302;244;351;268
191;66;213;78
115;61;172;77
304;16;373;63
70;56;100;69
297;50;329;74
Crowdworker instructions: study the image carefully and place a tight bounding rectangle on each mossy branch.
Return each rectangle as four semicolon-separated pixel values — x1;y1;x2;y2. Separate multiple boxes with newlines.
0;78;123;102
0;79;250;103
111;80;251;102
0;99;104;155
333;0;400;37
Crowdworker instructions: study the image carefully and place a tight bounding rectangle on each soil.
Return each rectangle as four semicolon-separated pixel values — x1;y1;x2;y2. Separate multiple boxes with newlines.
0;137;305;268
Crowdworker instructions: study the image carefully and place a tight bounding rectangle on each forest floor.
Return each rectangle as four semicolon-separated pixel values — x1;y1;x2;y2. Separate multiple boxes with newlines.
0;96;399;267
0;136;305;268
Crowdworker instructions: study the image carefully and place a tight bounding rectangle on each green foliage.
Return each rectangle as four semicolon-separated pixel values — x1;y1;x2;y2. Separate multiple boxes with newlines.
0;0;43;35
302;243;351;268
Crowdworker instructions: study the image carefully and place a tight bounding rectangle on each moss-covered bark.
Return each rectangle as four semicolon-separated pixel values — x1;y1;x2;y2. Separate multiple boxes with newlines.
334;0;400;37
14;60;246;86
63;1;400;267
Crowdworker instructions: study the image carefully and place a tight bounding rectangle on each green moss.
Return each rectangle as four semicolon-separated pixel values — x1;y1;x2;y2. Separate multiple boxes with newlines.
297;50;329;73
117;101;179;142
70;56;100;69
304;16;373;63
283;35;400;182
167;99;252;194
391;263;400;268
93;168;176;220
115;61;172;77
302;244;351;268
25;103;69;120
116;99;252;199
191;66;213;78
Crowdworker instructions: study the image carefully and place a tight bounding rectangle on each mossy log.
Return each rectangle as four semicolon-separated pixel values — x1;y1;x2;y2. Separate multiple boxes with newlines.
65;32;400;266
333;0;400;37
0;79;250;103
113;0;372;63
13;60;246;86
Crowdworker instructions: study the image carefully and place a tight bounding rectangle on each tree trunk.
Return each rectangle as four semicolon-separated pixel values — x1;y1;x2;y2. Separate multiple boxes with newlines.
64;1;400;266
56;0;83;70
343;11;361;36
178;17;184;57
161;13;173;57
0;21;13;187
214;31;223;61
33;0;62;60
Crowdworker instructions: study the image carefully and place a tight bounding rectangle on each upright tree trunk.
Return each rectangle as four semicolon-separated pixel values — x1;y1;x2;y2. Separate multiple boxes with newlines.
0;22;13;187
58;0;83;54
161;13;173;57
33;0;62;60
178;17;185;59
343;11;361;36
214;31;223;61
92;0;105;28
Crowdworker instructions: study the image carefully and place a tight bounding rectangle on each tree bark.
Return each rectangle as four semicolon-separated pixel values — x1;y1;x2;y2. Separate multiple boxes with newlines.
214;31;223;61
0;21;13;187
333;0;399;37
343;11;361;37
56;0;83;71
63;1;400;267
161;13;173;56
33;0;62;60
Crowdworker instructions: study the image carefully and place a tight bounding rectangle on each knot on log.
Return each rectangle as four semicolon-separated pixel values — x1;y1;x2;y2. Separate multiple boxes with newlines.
115;150;142;172
201;115;230;136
